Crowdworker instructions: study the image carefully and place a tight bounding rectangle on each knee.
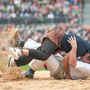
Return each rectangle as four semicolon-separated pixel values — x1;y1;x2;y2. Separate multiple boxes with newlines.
40;55;49;61
39;52;50;61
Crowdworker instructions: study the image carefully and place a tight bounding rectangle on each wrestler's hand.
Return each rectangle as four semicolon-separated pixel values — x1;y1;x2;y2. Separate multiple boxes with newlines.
68;36;77;49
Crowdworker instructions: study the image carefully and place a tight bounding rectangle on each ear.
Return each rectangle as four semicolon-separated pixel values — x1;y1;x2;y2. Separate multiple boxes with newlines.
86;53;89;57
84;53;89;57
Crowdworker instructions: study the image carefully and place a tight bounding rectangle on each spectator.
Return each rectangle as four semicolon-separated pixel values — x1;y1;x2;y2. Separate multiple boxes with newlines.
0;0;84;20
47;12;54;19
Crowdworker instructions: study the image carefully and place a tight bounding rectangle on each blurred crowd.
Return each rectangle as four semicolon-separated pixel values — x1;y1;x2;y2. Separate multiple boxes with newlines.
15;23;90;43
0;0;89;57
0;0;84;21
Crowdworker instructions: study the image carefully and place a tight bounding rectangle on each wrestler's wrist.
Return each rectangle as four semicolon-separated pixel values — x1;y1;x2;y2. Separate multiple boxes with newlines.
72;45;77;50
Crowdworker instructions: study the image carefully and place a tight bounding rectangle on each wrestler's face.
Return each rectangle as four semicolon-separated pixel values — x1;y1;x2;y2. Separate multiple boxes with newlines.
81;53;90;64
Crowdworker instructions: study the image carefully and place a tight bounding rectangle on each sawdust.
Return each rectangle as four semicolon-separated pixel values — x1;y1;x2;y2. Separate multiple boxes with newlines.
0;66;24;82
0;26;24;82
2;67;24;81
0;71;90;90
0;26;19;58
0;66;6;73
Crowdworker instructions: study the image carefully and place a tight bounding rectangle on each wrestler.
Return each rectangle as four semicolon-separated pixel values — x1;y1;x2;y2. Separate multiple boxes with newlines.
9;28;90;79
8;38;90;80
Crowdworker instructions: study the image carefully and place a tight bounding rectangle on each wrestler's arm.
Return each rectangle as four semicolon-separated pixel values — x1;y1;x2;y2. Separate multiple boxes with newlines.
63;36;77;79
63;48;77;79
63;52;71;79
68;36;77;67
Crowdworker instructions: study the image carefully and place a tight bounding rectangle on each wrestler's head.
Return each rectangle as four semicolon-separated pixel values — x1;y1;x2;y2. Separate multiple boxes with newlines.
81;53;90;63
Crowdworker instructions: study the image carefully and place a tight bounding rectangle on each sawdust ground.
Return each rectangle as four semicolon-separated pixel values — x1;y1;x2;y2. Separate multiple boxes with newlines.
0;30;90;90
0;66;90;90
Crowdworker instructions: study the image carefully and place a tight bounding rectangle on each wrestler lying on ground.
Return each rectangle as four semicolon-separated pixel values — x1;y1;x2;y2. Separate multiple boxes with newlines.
8;38;90;80
9;28;90;79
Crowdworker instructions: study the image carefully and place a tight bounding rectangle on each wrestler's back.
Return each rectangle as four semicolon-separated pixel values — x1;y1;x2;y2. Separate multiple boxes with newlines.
60;34;90;57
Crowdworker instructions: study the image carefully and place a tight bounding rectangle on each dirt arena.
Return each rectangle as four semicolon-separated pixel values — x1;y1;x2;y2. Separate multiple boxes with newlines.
0;48;90;90
0;67;90;90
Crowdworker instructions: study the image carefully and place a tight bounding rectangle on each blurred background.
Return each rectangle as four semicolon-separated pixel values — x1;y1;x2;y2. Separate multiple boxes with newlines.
0;0;90;42
0;0;90;68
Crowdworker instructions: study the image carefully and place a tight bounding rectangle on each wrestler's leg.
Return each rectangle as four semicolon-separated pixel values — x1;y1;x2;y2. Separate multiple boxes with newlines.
8;55;33;67
9;39;57;60
70;61;90;79
45;55;65;79
29;54;64;79
22;55;60;78
15;55;33;67
29;59;45;71
29;55;59;72
10;46;42;67
29;53;63;72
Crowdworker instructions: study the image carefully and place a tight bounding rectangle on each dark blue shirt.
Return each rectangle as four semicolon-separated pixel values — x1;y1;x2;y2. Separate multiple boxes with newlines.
60;34;90;57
